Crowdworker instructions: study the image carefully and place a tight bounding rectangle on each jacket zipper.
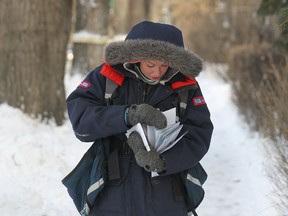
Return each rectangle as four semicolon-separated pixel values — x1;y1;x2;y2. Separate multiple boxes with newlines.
137;80;142;104
143;84;148;103
137;80;148;104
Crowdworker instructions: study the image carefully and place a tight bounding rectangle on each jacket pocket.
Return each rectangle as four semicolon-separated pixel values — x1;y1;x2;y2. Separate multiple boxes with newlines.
149;176;187;215
91;154;131;215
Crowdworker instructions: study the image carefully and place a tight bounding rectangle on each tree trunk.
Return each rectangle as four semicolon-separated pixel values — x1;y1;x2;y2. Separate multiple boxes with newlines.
113;0;149;34
72;0;109;75
0;0;72;125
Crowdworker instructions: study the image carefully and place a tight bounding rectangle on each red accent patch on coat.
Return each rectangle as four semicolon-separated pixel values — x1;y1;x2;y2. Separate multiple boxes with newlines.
100;63;125;86
192;96;206;106
79;80;92;89
171;76;197;90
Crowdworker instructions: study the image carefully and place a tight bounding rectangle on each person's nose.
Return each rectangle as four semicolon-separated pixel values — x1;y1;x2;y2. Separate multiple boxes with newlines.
153;67;162;76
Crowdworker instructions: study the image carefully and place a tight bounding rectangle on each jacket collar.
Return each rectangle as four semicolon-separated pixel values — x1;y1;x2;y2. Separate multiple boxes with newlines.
123;62;179;85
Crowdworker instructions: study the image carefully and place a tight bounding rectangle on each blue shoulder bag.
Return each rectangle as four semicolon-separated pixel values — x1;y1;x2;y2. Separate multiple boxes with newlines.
62;139;109;216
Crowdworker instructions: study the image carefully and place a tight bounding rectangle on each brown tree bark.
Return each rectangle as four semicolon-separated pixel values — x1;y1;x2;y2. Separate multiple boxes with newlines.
0;0;72;125
113;0;149;34
71;0;109;75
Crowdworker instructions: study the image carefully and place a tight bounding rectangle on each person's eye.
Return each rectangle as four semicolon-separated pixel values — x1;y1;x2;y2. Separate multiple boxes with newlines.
147;65;154;68
162;64;168;68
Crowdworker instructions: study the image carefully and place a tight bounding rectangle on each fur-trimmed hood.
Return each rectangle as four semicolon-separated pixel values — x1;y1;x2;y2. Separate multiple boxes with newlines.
104;21;203;77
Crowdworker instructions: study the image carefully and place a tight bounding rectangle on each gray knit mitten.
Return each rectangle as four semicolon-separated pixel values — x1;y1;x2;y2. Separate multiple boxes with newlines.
127;104;167;129
127;132;166;172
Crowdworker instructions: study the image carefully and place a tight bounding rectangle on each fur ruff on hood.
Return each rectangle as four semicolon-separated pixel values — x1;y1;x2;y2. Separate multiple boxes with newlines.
104;39;203;77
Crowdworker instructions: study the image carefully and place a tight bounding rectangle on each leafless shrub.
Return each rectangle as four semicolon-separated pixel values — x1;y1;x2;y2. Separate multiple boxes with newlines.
227;43;288;214
166;0;274;63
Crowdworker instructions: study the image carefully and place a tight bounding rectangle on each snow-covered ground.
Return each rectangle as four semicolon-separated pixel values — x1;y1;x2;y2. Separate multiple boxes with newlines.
0;64;279;215
196;66;278;216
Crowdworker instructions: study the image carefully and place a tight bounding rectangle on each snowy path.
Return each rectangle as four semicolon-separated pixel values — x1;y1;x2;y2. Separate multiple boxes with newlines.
0;66;278;215
196;69;278;216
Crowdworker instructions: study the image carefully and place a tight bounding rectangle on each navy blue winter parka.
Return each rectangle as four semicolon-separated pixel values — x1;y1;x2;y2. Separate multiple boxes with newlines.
66;21;213;216
67;63;213;175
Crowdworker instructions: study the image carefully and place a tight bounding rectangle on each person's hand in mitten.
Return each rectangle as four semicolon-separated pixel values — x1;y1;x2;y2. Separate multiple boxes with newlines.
127;131;166;172
125;104;167;129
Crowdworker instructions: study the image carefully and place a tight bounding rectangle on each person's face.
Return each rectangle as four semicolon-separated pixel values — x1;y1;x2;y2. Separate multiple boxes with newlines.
139;60;169;81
